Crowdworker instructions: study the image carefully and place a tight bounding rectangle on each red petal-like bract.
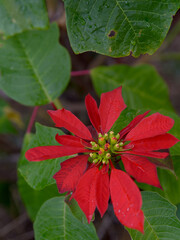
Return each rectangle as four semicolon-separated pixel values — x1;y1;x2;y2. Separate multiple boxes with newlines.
73;167;98;223
55;134;85;148
110;168;144;233
119;110;150;139
99;87;126;133
126;113;174;141
123;151;169;159
48;109;92;140
53;155;88;193
25;145;89;161
121;154;161;188
95;166;110;217
85;94;101;133
131;133;179;151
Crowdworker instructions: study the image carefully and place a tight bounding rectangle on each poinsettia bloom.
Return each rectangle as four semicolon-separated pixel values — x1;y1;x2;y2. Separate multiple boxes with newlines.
25;87;179;233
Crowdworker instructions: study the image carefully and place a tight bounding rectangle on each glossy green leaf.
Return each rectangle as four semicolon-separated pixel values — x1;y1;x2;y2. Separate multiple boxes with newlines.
0;0;48;36
34;197;98;240
91;64;174;111
0;23;71;106
18;123;68;190
18;133;60;221
128;191;180;239
64;0;180;57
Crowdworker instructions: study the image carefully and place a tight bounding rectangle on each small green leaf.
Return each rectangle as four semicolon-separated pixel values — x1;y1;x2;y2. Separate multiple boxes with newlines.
111;108;144;134
0;23;71;106
64;0;180;57
91;64;174;111
0;0;48;36
18;133;60;221
18;123;68;190
34;197;98;240
128;191;180;239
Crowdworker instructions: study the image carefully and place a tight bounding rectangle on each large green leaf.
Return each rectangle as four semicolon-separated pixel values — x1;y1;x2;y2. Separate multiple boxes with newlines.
18;133;60;221
18;173;60;221
0;0;48;36
34;197;98;240
128;191;180;239
91;64;174;111
18;123;68;190
0;23;71;106
64;0;180;57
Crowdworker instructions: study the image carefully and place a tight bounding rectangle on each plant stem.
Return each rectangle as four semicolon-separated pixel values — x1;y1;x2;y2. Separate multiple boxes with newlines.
71;69;90;77
26;106;39;133
52;98;63;109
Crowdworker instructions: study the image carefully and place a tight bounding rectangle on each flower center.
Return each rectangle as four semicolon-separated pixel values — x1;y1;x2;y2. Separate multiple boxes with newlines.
89;131;126;165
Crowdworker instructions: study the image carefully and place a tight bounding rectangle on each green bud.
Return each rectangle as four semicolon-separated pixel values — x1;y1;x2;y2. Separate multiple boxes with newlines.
93;159;99;164
106;153;111;159
98;137;106;146
114;143;120;151
92;144;99;150
102;159;106;164
109;131;114;136
111;137;117;145
104;133;108;140
116;133;120;140
90;141;96;146
119;142;124;147
98;133;103;138
90;153;97;159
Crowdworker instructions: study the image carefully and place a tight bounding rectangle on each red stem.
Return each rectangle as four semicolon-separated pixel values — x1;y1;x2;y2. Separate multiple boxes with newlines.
51;102;57;110
26;106;39;133
71;69;90;77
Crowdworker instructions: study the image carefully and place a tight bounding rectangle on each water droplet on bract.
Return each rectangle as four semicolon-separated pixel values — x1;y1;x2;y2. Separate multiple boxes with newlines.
118;209;121;213
127;208;129;212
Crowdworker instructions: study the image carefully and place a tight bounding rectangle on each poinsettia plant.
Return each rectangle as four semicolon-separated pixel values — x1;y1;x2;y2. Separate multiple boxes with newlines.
0;1;180;240
25;87;179;233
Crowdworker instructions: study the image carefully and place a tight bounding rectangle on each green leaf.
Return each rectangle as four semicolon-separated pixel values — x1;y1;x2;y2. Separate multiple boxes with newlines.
18;133;60;221
128;191;180;239
18;173;60;221
65;197;88;224
34;197;98;240
91;64;174;111
177;204;180;220
111;108;144;134
64;0;180;57
18;123;68;190
0;0;48;36
0;23;71;106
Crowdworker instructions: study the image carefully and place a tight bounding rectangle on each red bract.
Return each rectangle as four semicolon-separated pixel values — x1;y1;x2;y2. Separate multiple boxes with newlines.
25;87;179;233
